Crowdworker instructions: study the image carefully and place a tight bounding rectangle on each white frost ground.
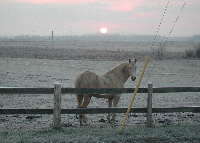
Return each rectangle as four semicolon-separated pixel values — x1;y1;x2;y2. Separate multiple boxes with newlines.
0;58;200;130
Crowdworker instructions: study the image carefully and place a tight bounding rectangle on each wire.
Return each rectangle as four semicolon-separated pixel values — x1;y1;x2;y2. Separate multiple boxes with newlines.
147;0;187;84
146;0;171;86
150;0;171;57
159;1;187;51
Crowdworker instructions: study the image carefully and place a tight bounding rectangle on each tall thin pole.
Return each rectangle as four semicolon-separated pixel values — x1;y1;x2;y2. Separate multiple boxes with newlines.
51;30;54;49
51;30;54;41
119;57;150;132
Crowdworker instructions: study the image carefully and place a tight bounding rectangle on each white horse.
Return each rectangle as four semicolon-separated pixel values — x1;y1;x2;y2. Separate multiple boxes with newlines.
75;59;137;125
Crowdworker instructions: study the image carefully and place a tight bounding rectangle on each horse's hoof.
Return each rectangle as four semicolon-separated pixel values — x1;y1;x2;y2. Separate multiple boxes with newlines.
99;118;106;123
109;119;118;125
80;118;88;126
75;114;79;119
80;122;89;126
107;120;112;123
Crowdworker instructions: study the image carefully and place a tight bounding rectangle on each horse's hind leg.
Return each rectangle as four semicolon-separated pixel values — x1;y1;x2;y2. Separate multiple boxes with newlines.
107;98;112;123
79;95;91;125
76;94;83;108
76;94;83;120
111;96;120;122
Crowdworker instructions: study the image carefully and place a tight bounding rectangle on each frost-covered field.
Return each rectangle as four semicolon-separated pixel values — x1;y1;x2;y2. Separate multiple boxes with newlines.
0;57;200;130
1;125;200;143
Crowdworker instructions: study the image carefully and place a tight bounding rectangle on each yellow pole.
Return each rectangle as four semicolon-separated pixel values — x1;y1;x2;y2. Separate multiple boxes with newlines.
119;56;150;132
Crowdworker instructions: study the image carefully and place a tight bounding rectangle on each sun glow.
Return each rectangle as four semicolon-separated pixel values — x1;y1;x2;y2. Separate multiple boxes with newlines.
99;27;108;34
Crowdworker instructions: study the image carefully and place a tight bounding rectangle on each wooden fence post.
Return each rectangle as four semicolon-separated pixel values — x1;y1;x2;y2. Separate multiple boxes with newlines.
147;82;153;127
53;83;61;128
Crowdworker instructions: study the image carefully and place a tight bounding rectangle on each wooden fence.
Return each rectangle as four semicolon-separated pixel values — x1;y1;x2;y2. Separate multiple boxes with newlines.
0;83;200;128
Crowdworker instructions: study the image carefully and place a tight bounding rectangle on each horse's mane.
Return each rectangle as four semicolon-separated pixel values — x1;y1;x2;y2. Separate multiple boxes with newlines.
104;62;128;76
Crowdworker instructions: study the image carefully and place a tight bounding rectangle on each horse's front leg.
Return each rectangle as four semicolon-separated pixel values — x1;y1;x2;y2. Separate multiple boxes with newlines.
76;94;83;108
107;98;112;123
79;95;91;126
111;96;120;122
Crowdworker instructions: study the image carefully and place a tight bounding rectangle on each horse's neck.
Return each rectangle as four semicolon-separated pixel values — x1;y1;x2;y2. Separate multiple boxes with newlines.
103;63;129;85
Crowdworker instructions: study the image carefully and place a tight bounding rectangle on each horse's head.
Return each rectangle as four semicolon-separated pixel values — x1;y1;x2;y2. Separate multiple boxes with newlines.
127;58;137;81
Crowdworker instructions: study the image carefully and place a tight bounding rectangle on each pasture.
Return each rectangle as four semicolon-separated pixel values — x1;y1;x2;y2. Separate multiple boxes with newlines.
1;125;200;143
0;57;200;142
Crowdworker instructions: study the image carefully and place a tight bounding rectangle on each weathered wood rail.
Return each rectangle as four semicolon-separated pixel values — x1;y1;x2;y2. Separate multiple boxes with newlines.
1;107;199;114
1;87;200;94
0;83;200;128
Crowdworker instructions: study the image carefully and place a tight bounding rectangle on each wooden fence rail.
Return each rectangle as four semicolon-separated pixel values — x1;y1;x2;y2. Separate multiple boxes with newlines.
1;87;200;94
0;84;200;128
1;107;200;114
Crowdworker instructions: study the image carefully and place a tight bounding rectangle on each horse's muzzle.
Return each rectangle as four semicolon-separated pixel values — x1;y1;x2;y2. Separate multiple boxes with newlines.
131;76;136;81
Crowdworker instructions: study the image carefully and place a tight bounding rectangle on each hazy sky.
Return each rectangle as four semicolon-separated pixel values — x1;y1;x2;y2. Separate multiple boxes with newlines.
0;0;199;36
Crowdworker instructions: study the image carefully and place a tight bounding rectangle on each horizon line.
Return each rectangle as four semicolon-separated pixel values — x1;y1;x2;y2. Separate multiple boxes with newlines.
1;34;199;38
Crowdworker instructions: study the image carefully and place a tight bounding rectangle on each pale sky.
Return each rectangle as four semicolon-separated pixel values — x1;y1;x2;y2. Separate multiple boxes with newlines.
0;0;199;36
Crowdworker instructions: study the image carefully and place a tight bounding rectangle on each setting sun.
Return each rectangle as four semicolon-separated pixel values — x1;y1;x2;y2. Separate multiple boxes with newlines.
99;27;108;34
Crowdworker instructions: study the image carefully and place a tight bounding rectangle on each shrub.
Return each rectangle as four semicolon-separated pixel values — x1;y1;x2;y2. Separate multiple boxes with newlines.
185;43;200;59
185;49;194;58
195;43;200;58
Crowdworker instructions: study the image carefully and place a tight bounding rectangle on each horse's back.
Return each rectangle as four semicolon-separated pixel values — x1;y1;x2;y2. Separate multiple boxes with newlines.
75;70;122;89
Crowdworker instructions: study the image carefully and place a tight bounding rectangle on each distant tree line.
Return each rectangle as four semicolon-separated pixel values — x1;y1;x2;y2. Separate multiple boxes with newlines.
185;43;200;58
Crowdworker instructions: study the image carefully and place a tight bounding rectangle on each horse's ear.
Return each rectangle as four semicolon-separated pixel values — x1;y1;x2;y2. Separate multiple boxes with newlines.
129;59;131;63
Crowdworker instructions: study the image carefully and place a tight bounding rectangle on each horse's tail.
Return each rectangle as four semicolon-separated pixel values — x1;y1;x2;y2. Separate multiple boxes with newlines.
75;71;95;107
75;75;83;107
75;71;101;106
